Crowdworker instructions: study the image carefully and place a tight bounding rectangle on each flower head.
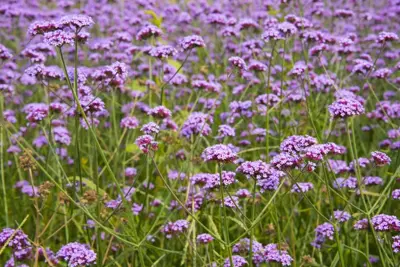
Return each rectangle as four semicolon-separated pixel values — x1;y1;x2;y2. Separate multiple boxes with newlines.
328;98;365;119
179;35;205;51
201;144;237;163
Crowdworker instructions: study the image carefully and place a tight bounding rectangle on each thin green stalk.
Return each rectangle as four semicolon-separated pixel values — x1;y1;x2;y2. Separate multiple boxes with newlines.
218;163;233;266
0;95;8;226
248;179;257;267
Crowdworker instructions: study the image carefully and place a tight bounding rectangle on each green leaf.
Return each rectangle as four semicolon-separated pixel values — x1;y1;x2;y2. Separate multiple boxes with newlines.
167;59;181;70
228;216;248;231
126;144;140;153
144;10;163;28
207;215;224;249
130;80;147;92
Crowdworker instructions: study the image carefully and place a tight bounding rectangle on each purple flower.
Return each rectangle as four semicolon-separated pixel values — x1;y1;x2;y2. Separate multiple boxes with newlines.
0;228;31;251
311;223;334;248
44;30;75;47
291;182;313;193
148;106;172;119
132;203;143;215
23;103;49;122
393;235;400;253
236;189;251;198
167;170;185;181
371;151;391;166
288;61;308;77
373;68;392;79
135;135;158;153
201;144;238;163
56;242;96;266
333;210;351;222
53;126;71;146
141;122;160;135
304;144;330;161
192;80;222;93
262;243;293;266
197;233;214;244
354;218;369;230
261;28;284;42
224;255;247;267
232;238;263;254
125;167;137;178
277;22;297;37
28;20;59;36
271;153;302;170
136;25;162;40
149;45;177;59
120;117;139;129
377;31;399;44
328;98;365;118
79;95;105;114
222;196;240;208
58;15;94;30
179;35;205;51
392;189;400;200
0;44;13;60
363;176;383;186
229;56;247;70
280;135;317;154
161;220;189;239
248;61;267;72
371;214;400;231
181;112;212;138
217;124;235;139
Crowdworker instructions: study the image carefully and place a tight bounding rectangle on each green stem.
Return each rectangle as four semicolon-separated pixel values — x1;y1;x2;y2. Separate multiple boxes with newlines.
218;163;233;266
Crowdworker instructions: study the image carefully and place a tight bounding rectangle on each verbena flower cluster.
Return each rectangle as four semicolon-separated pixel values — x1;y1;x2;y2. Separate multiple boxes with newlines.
0;0;399;266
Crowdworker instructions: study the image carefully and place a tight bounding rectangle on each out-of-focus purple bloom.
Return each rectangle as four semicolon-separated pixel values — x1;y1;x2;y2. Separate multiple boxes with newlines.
23;103;49;122
131;203;143;215
148;106;172;119
149;45;177;59
125;167;137;178
217;124;235;139
224;255;247;267
141;122;160;135
392;189;400;200
181;112;212;138
377;31;399;44
229;56;247;70
393;236;400;253
201;144;237;163
371;151;391;166
291;182;313;193
311;223;334;248
56;242;96;266
161;220;189;239
328;98;365;119
44;30;75;47
197;233;213;244
179;35;205;51
120;117;139;129
371;214;400;231
135;135;158;153
280;135;317;154
333;210;351;222
354;218;369;230
271;153;302;170
0;228;31;251
136;25;162;41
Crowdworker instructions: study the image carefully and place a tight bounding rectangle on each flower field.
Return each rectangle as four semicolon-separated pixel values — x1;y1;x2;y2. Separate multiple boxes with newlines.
0;0;400;266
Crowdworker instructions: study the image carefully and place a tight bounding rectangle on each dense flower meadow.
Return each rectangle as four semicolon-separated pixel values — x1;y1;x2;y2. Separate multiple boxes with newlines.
0;0;399;266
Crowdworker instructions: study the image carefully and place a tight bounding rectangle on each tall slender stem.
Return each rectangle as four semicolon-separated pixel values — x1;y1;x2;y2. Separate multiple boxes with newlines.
218;163;233;266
